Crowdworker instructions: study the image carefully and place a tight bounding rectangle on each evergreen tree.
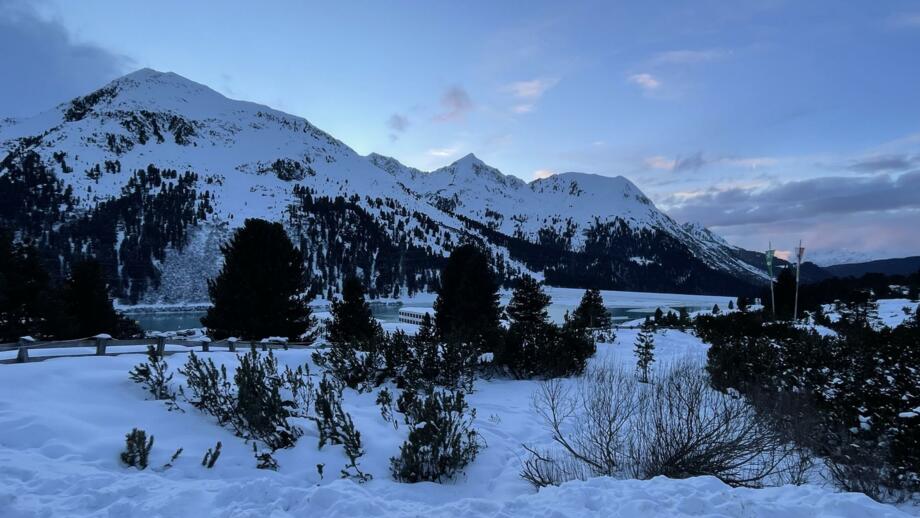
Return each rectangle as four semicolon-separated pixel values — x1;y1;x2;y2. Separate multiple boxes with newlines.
499;275;595;378
634;323;655;383
505;275;550;328
202;219;316;341
571;288;611;329
0;230;58;341
712;304;721;315
728;299;735;310
316;276;386;390
678;306;690;326
737;296;750;312
326;277;382;347
58;260;120;338
433;244;503;351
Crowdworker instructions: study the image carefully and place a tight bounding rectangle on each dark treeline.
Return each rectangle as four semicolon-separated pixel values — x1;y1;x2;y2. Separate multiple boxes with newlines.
764;266;920;320
0;227;140;342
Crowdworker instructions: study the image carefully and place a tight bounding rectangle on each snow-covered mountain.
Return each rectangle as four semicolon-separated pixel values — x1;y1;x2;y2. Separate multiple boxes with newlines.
0;68;772;303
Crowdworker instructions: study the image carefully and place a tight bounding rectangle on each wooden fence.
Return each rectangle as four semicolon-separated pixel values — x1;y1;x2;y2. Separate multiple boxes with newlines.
0;323;685;365
0;336;322;364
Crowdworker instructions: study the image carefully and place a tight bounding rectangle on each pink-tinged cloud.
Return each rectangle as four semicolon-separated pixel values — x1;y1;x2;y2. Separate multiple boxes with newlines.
434;86;473;122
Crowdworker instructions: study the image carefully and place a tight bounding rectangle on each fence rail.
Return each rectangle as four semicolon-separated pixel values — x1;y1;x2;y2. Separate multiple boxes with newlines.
0;336;321;364
1;323;686;365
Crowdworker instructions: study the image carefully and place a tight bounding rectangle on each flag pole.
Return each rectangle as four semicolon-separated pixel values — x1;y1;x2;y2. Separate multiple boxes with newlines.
793;240;805;322
766;242;775;318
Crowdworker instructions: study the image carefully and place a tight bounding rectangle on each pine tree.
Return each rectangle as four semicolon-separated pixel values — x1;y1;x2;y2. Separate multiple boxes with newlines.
0;230;59;341
728;299;735;310
326;276;382;348
433;244;503;351
202;219;317;341
634;323;655;383
712;304;721;315
571;288;611;329
58;260;119;338
505;275;550;328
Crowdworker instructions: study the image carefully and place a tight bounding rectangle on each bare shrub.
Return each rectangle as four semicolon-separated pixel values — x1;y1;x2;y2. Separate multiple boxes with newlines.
626;363;794;487
524;361;798;488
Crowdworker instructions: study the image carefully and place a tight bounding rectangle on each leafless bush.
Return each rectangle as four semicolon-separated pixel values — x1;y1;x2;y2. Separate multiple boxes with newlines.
626;363;794;487
523;361;800;488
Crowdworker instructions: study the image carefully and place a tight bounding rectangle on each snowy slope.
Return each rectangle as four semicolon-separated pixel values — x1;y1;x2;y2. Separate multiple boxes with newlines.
0;331;910;517
369;152;769;282
0;68;435;225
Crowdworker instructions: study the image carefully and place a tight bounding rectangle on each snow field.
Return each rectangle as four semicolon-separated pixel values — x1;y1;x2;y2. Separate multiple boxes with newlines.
0;328;912;516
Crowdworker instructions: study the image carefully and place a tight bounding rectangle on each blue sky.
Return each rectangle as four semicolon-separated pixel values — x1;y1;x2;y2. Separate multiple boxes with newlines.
2;0;919;262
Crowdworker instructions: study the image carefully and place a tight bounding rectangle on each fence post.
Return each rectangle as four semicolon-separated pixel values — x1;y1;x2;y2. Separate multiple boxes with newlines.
16;338;30;363
250;341;257;353
201;337;210;353
156;336;166;357
228;338;237;353
261;340;268;352
95;336;109;355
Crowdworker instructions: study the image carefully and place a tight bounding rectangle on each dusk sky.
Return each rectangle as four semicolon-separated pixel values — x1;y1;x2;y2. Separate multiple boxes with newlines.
2;0;919;262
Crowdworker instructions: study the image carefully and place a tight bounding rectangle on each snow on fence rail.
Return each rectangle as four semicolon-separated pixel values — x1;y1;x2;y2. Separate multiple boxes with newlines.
0;335;323;364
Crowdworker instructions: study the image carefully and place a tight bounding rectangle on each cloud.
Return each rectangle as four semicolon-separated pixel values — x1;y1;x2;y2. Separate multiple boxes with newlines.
512;104;534;114
891;13;920;28
645;156;676;170
503;78;558;115
627;73;661;92
386;113;409;141
845;154;920;173
666;171;920;228
651;49;729;65
673;152;707;172
645;153;777;173
434;86;473;122
426;147;459;158
533;169;555;180
0;0;132;117
504;78;559;99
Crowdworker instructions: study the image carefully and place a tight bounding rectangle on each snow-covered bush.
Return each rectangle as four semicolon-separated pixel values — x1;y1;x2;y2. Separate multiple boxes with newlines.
310;375;370;482
700;308;920;501
121;428;154;470
390;387;482;483
180;351;305;452
129;346;177;404
234;351;302;450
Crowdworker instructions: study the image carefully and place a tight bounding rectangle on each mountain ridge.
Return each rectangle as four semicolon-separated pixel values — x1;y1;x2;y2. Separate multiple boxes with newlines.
0;68;780;303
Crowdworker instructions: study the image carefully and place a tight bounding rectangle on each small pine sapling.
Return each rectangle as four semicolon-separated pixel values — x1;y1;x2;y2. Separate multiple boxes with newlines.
121;428;154;469
130;346;178;407
390;388;482;483
634;324;655;383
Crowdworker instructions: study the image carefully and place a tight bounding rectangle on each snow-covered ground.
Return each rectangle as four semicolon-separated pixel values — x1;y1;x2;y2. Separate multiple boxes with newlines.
823;298;918;330
0;326;912;517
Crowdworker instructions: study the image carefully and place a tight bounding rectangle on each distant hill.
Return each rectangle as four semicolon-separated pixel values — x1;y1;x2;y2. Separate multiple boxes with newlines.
824;256;920;278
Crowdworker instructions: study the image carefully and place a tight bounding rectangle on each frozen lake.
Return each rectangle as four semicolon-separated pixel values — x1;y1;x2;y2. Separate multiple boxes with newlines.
131;287;735;332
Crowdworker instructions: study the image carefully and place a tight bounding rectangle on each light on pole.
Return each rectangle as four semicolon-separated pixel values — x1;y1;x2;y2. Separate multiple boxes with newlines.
793;240;805;322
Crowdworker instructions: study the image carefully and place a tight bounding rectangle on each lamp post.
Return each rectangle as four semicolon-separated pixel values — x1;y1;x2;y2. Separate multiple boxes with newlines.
765;243;776;318
793;240;805;322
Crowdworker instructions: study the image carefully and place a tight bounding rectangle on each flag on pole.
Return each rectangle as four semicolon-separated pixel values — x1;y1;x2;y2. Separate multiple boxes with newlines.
765;247;775;278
